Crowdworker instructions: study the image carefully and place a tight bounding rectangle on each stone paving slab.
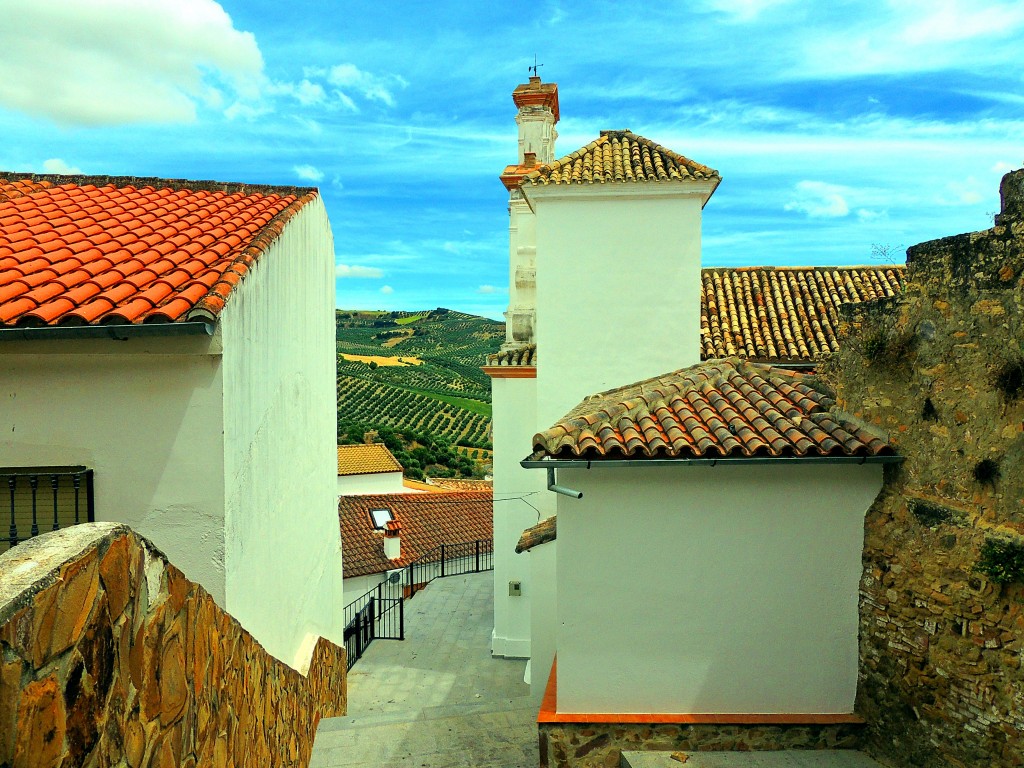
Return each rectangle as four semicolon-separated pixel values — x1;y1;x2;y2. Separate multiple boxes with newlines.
621;750;888;768
311;571;535;768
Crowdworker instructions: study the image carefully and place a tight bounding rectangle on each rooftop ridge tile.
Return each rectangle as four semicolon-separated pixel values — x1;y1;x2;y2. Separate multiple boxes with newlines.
0;174;319;328
532;357;894;461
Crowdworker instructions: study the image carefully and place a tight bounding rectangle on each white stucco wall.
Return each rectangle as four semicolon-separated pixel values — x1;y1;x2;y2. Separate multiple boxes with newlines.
528;539;556;703
0;336;227;602
553;463;883;714
343;572;389;601
527;183;714;427
490;375;548;658
337;470;407;497
221;196;345;668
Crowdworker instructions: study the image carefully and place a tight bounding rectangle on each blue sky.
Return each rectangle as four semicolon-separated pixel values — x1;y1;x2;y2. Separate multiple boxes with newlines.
1;0;1021;320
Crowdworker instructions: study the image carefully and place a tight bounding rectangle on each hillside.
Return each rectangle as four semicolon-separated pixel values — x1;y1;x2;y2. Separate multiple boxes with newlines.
336;308;504;478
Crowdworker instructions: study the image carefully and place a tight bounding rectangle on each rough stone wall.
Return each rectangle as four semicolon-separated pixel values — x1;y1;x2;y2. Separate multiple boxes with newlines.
823;170;1024;767
538;722;862;768
0;523;346;768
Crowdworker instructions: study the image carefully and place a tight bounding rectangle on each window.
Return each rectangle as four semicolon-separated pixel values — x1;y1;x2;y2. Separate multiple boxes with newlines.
370;508;394;530
1;466;94;554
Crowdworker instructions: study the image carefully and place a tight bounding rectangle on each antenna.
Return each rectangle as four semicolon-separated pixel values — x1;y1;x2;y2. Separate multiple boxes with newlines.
529;54;544;78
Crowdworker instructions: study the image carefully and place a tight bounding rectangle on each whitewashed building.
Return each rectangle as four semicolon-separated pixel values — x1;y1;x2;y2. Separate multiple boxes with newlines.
0;173;342;669
485;77;906;719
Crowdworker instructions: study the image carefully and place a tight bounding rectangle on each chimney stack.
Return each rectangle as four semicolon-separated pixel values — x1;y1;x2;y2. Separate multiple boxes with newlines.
512;77;559;165
384;520;401;560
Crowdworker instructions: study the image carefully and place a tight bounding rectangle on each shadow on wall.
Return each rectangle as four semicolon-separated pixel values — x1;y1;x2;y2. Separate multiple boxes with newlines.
0;523;346;768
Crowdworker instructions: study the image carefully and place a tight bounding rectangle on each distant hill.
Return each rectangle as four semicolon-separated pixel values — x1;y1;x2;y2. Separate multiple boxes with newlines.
336;308;504;479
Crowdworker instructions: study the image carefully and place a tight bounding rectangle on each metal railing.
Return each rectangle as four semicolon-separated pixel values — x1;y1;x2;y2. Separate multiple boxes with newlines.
343;537;493;669
1;467;94;553
406;538;493;598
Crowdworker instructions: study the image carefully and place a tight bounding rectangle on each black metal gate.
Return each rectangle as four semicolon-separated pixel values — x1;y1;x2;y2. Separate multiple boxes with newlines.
342;537;494;669
343;576;404;670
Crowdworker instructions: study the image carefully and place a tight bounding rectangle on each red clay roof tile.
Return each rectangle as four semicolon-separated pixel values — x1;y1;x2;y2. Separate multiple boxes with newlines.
531;358;894;461
0;173;318;327
339;491;493;578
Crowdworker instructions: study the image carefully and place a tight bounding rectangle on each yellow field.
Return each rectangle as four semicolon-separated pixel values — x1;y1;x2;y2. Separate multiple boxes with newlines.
340;354;423;367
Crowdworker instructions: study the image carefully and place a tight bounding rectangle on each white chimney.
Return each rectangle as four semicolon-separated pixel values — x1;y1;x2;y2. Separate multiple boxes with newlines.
384;520;401;560
513;76;559;165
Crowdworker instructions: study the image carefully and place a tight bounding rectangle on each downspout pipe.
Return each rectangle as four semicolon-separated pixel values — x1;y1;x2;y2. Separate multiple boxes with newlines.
546;466;583;499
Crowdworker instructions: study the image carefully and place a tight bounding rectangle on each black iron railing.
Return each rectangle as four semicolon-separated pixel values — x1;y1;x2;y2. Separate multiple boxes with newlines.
343;575;405;670
406;538;493;598
1;467;94;553
343;537;493;669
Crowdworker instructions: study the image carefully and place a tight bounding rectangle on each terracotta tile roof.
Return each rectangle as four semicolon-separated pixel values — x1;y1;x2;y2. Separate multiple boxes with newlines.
484;266;906;368
516;516;556;553
531;358;893;461
0;173;317;327
701;266;906;363
401;479;447;493
339;491;493;578
486;344;536;367
337;444;404;476
426;477;493;491
522;131;719;186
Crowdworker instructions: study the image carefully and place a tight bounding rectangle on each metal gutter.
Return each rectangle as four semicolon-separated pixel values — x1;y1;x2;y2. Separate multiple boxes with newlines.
522;454;903;469
0;321;215;342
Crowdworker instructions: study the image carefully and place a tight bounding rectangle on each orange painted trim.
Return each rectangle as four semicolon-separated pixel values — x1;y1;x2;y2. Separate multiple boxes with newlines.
482;366;536;379
537;659;864;726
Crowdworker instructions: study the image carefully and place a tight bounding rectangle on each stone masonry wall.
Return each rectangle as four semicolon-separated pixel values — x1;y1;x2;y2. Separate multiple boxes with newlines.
538;722;862;768
823;169;1024;767
0;523;347;768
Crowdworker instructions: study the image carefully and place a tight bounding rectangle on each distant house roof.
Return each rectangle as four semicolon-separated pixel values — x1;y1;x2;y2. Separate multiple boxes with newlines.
522;131;719;187
426;477;493;492
483;266;906;369
339;491;493;578
701;265;906;363
0;174;316;327
516;516;556;553
530;358;894;461
337;444;404;476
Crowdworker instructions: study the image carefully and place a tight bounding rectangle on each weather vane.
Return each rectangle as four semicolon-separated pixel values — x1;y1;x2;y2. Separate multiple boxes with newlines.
529;54;544;77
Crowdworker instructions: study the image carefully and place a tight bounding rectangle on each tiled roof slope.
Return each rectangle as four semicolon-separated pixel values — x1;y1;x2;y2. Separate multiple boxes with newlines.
522;131;719;186
486;344;536;367
337;444;404;476
0;173;316;326
516;516;556;553
701;266;906;363
339;491;493;578
532;358;893;461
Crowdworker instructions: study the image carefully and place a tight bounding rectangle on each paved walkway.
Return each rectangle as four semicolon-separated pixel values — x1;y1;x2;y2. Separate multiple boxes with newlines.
310;571;536;768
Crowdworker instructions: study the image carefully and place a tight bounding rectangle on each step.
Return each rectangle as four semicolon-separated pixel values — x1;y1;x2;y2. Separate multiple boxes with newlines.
621;751;888;768
317;695;537;731
310;697;538;768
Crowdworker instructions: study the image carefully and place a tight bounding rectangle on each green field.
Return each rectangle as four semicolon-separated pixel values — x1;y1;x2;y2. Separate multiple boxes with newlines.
336;308;504;477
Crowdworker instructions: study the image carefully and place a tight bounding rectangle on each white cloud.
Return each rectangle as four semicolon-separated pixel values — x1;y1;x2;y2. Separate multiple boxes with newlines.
476;285;502;294
41;158;82;175
270;79;325;107
335;264;384;279
702;0;790;22
293;164;325;182
784;181;850;218
0;0;263;125
326;63;408;108
992;161;1020;174
856;208;888;222
380;285;394;295
798;1;1024;78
